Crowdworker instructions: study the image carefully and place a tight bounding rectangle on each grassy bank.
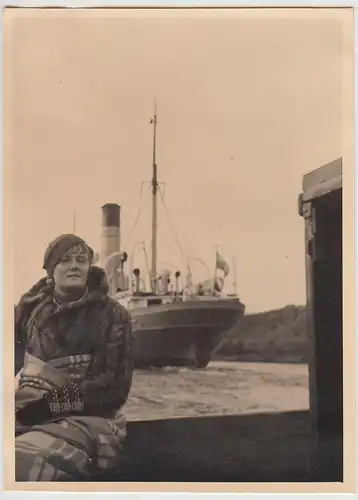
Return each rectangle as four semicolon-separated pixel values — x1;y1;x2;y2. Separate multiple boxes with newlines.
214;304;308;364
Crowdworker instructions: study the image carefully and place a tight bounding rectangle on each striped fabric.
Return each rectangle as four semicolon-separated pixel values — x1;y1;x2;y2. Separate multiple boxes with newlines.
15;353;127;481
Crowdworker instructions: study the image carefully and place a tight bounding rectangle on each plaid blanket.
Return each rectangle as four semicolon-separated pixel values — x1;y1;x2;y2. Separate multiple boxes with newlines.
15;353;127;481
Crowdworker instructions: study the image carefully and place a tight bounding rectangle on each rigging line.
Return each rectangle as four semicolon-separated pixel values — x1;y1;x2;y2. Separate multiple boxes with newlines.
187;255;211;276
128;240;143;272
157;185;191;273
123;182;147;249
160;261;180;271
141;241;152;280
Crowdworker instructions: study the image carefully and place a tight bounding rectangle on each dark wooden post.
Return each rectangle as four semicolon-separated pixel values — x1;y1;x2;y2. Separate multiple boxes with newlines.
298;158;343;480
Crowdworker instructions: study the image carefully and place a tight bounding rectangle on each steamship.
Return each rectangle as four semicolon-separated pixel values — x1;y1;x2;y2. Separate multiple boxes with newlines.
99;108;245;368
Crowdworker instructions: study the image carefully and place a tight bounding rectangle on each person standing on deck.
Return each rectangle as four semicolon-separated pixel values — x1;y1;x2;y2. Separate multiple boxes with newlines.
14;234;133;481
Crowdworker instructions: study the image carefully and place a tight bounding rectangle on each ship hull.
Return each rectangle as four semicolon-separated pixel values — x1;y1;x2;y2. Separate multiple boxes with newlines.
130;297;245;368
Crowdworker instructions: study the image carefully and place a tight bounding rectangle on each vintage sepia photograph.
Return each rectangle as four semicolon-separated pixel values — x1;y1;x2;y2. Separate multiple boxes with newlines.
2;5;355;492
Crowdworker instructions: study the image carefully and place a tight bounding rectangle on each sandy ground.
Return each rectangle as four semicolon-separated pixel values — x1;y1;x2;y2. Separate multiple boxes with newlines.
123;361;309;421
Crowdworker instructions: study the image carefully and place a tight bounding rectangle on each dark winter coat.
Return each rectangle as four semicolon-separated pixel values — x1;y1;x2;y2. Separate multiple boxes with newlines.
14;266;133;421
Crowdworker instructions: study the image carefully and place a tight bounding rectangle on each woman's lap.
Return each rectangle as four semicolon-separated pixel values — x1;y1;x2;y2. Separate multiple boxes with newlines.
15;428;92;481
15;415;126;481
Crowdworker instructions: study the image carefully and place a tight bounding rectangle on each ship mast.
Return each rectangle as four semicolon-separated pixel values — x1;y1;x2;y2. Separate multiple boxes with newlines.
150;101;158;293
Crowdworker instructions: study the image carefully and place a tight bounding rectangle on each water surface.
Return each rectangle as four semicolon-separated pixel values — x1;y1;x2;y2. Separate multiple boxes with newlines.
124;361;309;421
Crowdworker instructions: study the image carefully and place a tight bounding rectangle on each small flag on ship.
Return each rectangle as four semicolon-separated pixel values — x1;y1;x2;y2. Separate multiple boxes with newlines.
215;251;230;277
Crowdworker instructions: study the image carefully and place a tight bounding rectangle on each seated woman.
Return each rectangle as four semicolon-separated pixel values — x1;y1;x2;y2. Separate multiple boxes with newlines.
14;234;133;481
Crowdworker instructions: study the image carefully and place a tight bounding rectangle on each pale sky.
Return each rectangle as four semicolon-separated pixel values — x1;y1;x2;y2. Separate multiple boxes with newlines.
5;9;344;313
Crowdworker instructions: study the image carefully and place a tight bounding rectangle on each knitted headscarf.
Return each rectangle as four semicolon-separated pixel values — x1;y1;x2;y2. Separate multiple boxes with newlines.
43;234;94;278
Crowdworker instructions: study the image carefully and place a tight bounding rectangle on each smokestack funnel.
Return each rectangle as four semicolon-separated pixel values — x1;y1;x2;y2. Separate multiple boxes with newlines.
101;203;120;264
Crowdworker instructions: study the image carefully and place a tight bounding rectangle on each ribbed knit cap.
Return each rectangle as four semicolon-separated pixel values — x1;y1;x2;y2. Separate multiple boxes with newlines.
43;234;94;277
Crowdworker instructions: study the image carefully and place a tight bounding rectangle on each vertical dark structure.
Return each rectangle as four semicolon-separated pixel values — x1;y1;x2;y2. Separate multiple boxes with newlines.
101;203;121;264
298;158;343;480
150;101;158;293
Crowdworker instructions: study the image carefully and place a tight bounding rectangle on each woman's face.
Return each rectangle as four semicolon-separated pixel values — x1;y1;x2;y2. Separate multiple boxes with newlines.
53;244;91;291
